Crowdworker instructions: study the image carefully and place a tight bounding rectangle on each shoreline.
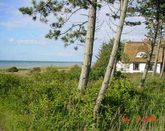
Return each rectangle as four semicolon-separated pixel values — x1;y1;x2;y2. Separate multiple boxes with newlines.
0;60;83;69
0;66;79;77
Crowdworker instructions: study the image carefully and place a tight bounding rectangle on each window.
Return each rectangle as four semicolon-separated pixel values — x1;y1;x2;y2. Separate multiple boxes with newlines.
133;63;139;70
136;52;146;58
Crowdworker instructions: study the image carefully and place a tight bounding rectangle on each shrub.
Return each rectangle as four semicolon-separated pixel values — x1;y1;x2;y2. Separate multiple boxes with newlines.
0;74;20;95
30;67;41;73
0;71;165;130
91;39;124;80
67;65;81;80
7;67;19;72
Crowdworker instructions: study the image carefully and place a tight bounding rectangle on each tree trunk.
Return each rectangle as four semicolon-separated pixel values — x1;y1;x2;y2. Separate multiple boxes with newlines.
139;0;160;88
110;57;117;81
120;0;123;12
139;31;160;88
152;38;161;76
160;48;165;78
94;0;128;116
78;0;97;92
139;44;155;87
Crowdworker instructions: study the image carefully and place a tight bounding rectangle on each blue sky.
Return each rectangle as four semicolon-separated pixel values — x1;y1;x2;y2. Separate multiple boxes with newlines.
0;0;147;62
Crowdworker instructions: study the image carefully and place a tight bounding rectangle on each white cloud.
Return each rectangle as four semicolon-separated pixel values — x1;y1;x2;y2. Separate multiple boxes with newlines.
0;0;49;30
9;37;52;45
0;16;51;31
56;50;81;57
18;0;31;5
0;19;27;29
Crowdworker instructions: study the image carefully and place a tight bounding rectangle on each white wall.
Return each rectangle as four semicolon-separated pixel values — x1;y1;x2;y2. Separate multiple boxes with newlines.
116;62;161;73
156;64;161;73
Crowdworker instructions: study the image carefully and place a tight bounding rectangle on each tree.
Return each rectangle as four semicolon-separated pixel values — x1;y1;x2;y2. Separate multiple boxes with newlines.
91;39;123;80
19;0;90;47
152;23;162;76
19;0;116;92
19;0;97;92
78;0;97;92
138;0;165;87
94;0;129;116
90;42;113;80
160;40;165;78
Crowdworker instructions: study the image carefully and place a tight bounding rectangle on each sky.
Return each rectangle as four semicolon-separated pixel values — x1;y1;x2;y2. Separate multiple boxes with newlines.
0;0;147;62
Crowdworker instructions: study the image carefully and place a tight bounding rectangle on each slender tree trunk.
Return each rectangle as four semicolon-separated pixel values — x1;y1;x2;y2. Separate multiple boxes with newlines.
110;57;117;81
139;44;155;87
152;38;161;76
78;0;97;92
160;48;165;78
94;0;128;116
120;0;123;12
152;21;162;76
139;28;160;88
139;0;160;88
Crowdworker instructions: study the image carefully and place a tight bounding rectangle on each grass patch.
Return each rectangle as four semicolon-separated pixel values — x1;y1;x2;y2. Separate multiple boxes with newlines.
0;67;165;130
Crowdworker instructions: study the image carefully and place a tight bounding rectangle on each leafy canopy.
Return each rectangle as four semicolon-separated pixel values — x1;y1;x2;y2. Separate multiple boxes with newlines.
19;0;115;49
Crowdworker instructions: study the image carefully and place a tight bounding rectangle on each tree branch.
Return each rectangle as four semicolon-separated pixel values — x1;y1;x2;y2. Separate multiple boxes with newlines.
60;21;87;35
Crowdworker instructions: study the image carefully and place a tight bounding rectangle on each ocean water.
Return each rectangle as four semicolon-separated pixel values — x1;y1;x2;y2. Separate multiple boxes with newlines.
0;60;82;68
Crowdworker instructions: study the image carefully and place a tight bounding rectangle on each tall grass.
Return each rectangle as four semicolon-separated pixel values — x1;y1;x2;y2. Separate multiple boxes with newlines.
0;67;165;130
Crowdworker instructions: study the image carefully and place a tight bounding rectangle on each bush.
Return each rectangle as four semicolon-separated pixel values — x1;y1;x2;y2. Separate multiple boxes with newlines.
91;39;124;80
7;67;19;72
0;74;20;94
30;67;41;73
67;65;81;80
0;71;165;130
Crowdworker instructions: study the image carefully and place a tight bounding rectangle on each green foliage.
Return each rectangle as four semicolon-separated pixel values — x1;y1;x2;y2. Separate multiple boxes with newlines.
19;0;91;48
90;39;124;80
19;7;33;15
0;74;20;95
0;70;165;130
90;41;113;80
19;0;119;49
7;67;19;72
137;0;165;41
67;65;81;80
30;67;41;73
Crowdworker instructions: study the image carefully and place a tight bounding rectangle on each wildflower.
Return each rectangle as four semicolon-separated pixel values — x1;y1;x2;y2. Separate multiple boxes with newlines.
143;116;157;122
122;115;130;124
137;115;141;123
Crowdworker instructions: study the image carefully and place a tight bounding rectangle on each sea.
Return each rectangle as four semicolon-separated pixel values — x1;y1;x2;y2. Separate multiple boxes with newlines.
0;60;82;68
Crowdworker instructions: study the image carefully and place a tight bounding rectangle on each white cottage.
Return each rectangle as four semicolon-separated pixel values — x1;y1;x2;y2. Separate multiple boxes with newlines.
116;40;163;73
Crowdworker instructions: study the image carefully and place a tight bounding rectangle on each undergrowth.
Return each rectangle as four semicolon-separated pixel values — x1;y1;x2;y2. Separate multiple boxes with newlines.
0;67;165;130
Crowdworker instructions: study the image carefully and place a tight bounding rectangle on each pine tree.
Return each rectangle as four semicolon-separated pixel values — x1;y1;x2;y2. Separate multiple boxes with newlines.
137;0;165;87
19;0;116;92
78;0;97;92
94;0;129;116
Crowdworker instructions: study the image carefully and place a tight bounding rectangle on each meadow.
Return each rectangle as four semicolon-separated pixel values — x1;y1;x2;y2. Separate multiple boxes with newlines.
0;66;165;130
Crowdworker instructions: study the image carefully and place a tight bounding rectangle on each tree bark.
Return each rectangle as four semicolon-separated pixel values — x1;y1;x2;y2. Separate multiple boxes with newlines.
152;38;161;76
120;0;123;12
160;48;165;78
110;57;117;81
94;0;128;116
78;0;97;92
139;44;155;87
